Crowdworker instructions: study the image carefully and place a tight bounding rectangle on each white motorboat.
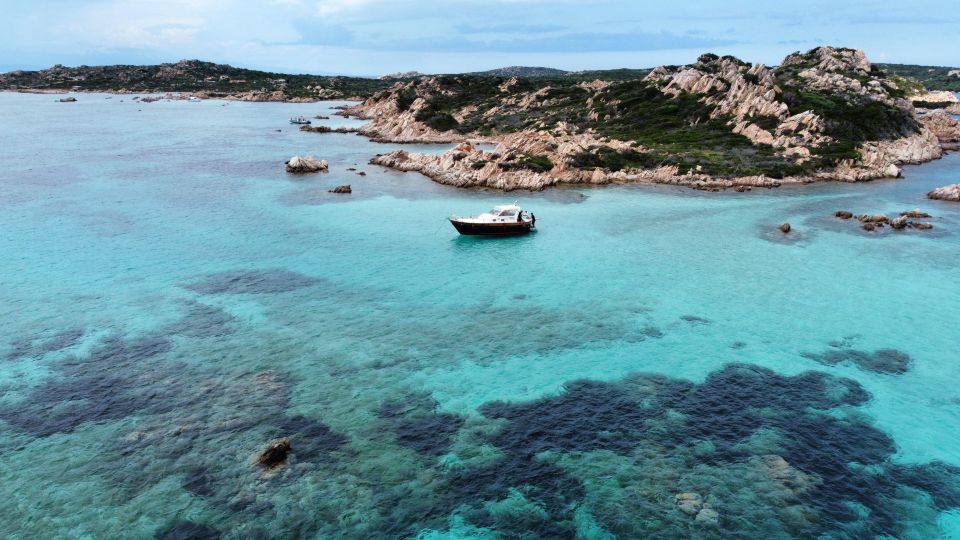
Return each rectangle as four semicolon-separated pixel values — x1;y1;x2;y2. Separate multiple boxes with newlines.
449;203;536;235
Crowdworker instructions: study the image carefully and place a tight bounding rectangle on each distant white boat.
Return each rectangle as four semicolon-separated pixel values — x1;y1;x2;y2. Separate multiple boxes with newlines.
289;116;311;125
58;97;77;103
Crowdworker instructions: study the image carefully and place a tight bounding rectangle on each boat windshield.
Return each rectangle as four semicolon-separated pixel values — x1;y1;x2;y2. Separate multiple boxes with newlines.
500;210;517;217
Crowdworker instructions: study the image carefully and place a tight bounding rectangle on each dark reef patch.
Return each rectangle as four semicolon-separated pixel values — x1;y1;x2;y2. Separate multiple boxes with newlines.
5;327;85;360
154;520;221;540
481;378;650;455
395;412;464;456
181;467;215;498
182;268;321;295
802;347;911;374
680;315;711;325
640;325;664;339
379;393;464;457
271;415;349;462
0;334;174;436
425;363;959;538
165;301;236;338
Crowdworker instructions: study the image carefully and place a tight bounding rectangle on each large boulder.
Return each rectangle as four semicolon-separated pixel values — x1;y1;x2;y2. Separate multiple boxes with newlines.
329;184;352;194
285;156;328;173
928;184;960;201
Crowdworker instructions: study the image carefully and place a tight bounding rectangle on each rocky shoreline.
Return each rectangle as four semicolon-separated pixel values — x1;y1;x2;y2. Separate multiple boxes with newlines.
342;47;960;192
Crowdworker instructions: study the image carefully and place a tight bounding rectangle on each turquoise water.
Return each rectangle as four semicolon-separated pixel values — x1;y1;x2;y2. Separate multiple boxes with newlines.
2;92;960;539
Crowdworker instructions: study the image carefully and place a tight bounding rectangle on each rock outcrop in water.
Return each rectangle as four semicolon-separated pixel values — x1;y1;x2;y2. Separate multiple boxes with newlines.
254;437;291;470
928;184;960;201
285;156;328;174
349;47;952;191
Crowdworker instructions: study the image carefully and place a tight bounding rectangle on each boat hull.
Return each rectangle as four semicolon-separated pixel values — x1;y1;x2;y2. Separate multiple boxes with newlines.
450;219;534;236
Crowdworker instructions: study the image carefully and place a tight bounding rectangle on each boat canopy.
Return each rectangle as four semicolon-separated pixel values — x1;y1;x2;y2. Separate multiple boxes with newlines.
490;204;522;216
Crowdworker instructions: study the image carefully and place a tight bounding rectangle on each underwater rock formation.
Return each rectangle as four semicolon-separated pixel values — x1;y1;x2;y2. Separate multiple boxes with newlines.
421;363;960;538
802;347;911;374
5;327;84;360
182;268;321;295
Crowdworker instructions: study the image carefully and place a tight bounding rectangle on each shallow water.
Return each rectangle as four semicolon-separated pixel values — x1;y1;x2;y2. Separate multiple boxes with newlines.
2;92;960;539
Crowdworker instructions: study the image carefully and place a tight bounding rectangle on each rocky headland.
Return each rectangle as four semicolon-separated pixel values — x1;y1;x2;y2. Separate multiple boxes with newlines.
343;47;960;191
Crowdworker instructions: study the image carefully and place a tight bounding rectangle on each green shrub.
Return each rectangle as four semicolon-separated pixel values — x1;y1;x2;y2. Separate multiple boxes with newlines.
395;88;416;111
499;154;553;172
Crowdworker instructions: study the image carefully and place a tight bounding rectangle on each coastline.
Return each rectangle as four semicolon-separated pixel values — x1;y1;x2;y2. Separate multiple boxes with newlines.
335;50;960;193
3;88;362;103
342;103;959;193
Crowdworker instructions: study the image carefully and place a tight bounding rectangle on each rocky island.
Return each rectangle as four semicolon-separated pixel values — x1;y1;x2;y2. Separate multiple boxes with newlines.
342;47;960;191
0;59;392;101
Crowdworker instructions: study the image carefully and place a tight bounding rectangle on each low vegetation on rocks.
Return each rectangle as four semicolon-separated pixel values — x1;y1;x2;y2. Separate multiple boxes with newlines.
350;46;958;190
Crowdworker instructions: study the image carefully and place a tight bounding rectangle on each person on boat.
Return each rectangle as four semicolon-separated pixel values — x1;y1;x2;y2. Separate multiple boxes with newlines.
531;213;536;226
517;211;523;223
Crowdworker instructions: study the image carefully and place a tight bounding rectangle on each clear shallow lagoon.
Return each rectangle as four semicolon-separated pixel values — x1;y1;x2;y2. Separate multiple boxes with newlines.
2;92;960;539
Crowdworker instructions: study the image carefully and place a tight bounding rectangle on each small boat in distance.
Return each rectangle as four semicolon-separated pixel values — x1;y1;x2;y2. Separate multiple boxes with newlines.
450;203;536;236
289;116;312;125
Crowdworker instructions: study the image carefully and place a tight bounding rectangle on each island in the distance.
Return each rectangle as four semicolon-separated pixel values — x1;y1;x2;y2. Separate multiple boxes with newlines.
344;47;960;190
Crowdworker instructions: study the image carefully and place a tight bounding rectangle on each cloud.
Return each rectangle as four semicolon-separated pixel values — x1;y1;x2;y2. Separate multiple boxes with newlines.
354;29;735;53
315;0;376;16
456;23;567;34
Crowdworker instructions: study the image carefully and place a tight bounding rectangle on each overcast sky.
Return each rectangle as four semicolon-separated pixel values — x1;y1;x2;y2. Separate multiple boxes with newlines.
1;0;958;75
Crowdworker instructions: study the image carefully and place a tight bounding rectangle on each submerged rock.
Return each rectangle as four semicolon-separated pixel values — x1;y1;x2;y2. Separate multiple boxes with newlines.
695;508;720;526
834;210;853;219
857;214;888;223
254;437;291;469
285;155;329;173
675;492;703;515
862;222;877;231
890;216;909;230
928;184;960;202
329;184;352;194
778;223;791;233
756;454;820;496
